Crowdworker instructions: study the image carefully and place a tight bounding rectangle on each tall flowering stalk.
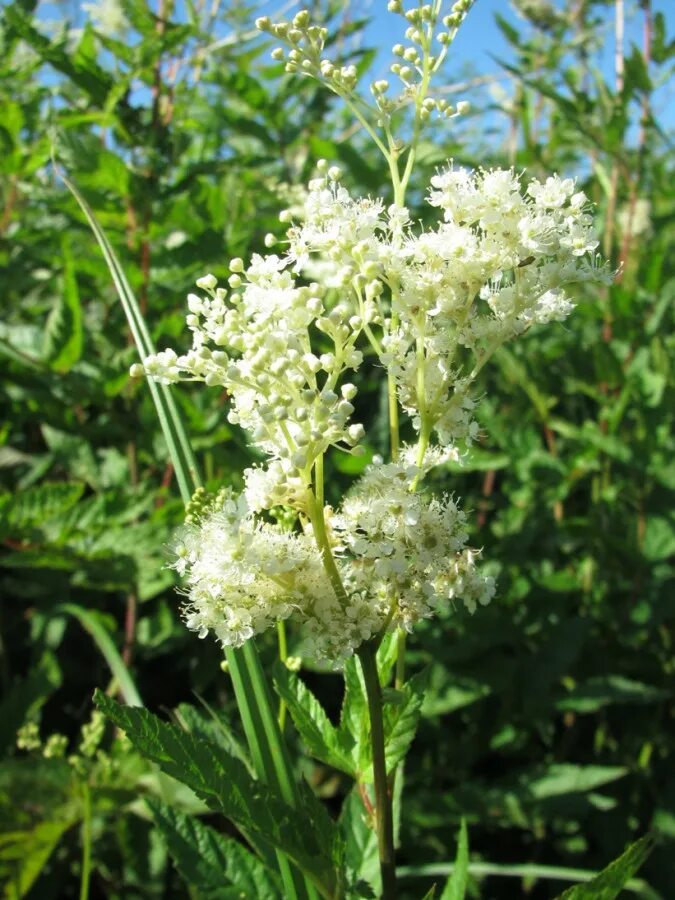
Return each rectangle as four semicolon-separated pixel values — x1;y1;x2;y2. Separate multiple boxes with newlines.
127;2;609;896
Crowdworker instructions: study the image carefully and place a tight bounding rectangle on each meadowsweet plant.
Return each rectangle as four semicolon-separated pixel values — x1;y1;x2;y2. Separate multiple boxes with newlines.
123;2;610;897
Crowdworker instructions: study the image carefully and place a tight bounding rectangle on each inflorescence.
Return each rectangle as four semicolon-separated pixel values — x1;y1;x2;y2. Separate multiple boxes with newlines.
132;3;610;662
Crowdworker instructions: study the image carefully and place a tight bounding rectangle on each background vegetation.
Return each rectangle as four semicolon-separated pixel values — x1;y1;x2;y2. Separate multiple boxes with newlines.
1;0;673;896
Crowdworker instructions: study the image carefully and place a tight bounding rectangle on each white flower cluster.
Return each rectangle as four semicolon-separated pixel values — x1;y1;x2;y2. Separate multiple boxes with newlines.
135;161;607;661
332;459;495;626
173;486;389;661
175;464;492;661
256;3;474;127
174;490;321;649
284;165;609;449
135;251;366;510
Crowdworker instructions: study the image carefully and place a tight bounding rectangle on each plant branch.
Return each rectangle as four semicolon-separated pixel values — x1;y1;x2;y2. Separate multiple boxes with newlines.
357;642;397;899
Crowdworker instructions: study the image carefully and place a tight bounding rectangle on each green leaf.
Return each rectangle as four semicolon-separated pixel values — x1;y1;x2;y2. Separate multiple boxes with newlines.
444;449;510;473
339;655;369;774
556;835;654;899
642;515;675;561
43;234;83;372
0;653;62;755
623;48;652;96
56;604;142;707
273;663;355;776
337;652;427;780
440;819;469;900
174;702;253;776
336;635;399;776
512;764;628;800
557;676;669;714
60;172;199;504
94;692;338;896
148;799;282;899
383;668;430;774
0;818;76;899
4;4;113;106
494;13;522;48
338;787;379;897
0;482;84;536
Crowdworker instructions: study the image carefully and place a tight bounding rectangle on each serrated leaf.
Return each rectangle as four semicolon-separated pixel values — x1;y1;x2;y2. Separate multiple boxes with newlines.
0;482;84;535
174;702;253;776
440;819;469;900
148;799;282;899
337;635;400;777
44;235;83;372
340;655;368;751
94;692;337;896
274;663;355;776
383;668;429;774
556;835;654;899
338;787;379;897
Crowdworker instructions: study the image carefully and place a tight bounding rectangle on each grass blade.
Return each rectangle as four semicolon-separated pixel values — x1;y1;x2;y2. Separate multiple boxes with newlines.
61;170;317;899
56;603;142;707
398;859;658;899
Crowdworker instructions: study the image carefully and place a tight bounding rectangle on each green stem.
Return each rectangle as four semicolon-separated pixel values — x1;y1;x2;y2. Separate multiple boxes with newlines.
387;371;400;463
315;452;325;508
357;643;397;899
227;644;321;900
394;630;407;690
79;781;92;900
277;620;288;731
307;455;349;606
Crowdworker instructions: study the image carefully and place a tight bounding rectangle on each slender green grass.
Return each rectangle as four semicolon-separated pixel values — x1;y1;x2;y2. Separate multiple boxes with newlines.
62;171;317;900
56;603;142;707
397;861;659;898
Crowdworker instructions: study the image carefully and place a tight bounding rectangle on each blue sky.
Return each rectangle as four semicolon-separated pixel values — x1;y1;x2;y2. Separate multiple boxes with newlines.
358;0;673;130
27;0;675;133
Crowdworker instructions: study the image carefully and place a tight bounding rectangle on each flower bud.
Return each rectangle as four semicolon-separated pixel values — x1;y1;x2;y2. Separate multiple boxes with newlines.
196;273;217;290
187;293;203;313
293;10;310;28
303;353;322;373
320;389;337;406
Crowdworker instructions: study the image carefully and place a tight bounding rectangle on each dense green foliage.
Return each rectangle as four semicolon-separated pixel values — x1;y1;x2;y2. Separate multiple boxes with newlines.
1;0;673;897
